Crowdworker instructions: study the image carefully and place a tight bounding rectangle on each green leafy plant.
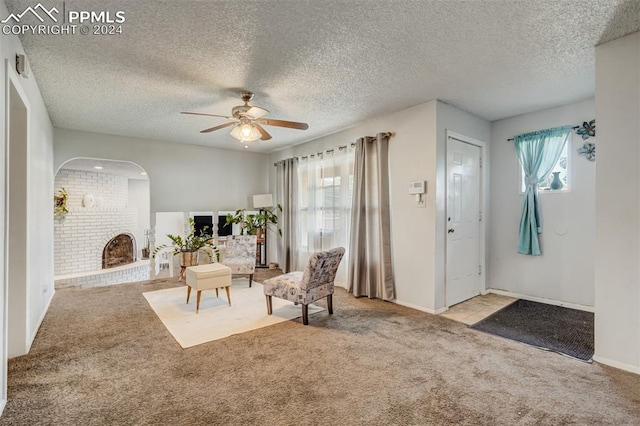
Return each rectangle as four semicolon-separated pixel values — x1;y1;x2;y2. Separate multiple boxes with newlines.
152;218;220;262
54;187;69;220
225;205;283;237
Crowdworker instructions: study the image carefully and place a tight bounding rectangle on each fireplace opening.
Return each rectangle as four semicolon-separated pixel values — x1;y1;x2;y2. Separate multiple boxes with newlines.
102;234;135;269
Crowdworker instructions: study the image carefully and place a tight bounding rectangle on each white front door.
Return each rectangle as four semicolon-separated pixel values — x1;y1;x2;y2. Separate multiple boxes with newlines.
446;137;482;307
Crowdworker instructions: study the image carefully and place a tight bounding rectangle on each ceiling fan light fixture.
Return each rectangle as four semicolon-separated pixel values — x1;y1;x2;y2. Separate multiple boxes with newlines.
230;121;261;142
183;91;308;146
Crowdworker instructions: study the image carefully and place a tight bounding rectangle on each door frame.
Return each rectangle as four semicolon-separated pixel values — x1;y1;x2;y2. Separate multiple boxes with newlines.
3;59;32;413
444;130;488;308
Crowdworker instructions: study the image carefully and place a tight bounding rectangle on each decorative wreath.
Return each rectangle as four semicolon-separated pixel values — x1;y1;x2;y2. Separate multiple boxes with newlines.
54;187;69;219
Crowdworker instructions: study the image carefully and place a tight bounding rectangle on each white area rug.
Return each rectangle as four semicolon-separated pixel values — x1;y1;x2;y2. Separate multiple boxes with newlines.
143;280;324;348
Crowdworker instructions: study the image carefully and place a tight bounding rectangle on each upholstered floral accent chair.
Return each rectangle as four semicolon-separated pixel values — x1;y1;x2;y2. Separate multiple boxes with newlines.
219;235;257;287
262;247;345;325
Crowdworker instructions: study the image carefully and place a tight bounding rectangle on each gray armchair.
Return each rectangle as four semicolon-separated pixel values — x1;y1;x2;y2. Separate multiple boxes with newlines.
219;235;257;286
262;247;345;325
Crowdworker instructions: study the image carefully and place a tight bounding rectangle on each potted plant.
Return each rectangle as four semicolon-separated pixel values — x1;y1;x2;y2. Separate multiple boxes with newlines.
152;218;220;269
225;205;283;237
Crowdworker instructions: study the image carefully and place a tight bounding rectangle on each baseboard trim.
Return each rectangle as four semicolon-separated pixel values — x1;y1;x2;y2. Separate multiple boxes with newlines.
487;289;594;313
0;398;6;417
593;355;640;375
394;300;447;315
28;289;55;347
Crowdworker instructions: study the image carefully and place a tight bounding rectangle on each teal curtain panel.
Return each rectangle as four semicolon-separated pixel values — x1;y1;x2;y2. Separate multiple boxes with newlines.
514;126;572;255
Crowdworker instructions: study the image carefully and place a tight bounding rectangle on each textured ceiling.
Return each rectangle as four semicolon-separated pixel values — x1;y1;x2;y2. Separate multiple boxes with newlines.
5;0;640;153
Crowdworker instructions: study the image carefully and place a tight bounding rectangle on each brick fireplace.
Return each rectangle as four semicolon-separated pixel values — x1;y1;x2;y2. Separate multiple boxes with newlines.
54;167;150;288
102;233;135;269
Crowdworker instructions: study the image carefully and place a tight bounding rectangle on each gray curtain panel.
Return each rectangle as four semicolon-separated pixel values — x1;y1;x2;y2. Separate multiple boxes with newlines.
348;133;394;300
275;157;298;273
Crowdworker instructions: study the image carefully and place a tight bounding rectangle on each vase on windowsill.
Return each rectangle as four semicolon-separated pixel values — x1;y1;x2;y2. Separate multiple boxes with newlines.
550;172;563;190
141;229;151;259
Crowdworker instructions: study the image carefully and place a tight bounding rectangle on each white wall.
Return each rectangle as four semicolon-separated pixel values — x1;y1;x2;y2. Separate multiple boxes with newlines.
269;100;490;313
489;99;596;308
155;212;186;248
54;128;270;213
1;0;55;411
594;31;640;374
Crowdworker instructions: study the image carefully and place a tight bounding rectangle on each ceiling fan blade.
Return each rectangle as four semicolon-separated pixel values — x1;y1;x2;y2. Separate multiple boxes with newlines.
254;123;273;141
246;106;269;119
257;118;309;130
200;121;236;133
182;112;234;119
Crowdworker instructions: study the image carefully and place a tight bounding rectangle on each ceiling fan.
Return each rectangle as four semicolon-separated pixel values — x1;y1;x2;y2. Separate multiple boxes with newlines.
181;91;309;142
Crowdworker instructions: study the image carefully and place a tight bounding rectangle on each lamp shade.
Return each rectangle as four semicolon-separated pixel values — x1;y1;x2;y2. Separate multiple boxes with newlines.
253;194;273;208
230;122;261;142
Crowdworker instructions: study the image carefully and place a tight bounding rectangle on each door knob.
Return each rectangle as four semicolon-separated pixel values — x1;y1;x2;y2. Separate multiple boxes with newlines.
448;229;455;234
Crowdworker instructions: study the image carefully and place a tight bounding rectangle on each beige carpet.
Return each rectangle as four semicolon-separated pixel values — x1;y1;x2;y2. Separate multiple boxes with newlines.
2;274;639;425
143;279;323;348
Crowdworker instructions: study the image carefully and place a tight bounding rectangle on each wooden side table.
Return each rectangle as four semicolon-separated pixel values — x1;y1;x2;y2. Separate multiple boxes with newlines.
256;236;266;267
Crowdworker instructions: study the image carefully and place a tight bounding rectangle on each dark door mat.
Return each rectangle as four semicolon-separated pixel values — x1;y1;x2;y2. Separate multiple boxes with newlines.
469;299;594;361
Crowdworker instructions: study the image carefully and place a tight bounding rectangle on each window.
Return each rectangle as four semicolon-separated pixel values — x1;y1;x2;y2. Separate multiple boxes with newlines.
520;140;570;192
514;125;572;255
296;148;354;277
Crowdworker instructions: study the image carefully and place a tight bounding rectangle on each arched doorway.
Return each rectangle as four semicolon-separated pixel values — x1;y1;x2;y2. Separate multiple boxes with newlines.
54;158;150;287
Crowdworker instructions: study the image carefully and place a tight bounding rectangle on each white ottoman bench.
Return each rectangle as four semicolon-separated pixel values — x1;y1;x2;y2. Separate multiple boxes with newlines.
185;263;232;313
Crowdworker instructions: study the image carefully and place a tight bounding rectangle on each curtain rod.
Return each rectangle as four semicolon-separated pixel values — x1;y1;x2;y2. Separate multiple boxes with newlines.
376;131;395;138
273;143;355;166
507;126;579;142
273;132;394;166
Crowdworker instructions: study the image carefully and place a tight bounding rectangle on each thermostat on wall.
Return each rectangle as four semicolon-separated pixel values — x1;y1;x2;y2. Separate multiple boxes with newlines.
409;180;426;195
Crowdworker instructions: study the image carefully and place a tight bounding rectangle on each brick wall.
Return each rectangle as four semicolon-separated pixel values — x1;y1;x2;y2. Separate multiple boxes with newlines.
54;169;139;275
55;169;129;209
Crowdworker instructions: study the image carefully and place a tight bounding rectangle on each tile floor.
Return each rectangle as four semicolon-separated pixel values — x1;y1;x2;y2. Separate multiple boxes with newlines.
439;293;517;325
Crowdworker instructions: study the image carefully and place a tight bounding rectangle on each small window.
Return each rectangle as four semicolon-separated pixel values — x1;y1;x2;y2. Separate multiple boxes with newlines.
520;142;570;192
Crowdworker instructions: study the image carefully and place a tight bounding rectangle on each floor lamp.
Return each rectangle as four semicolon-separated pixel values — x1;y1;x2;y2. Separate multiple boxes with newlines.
252;193;273;268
